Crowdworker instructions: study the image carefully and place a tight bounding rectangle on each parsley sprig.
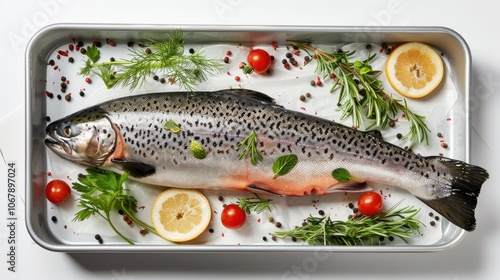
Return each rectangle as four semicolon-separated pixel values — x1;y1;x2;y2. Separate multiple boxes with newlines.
289;41;430;146
273;201;422;246
72;169;158;245
80;30;222;92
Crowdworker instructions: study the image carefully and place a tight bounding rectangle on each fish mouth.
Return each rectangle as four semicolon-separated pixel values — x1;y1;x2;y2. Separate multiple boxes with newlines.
44;135;73;156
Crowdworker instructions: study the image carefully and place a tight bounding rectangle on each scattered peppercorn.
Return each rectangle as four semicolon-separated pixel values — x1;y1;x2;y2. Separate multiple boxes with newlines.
109;40;116;47
51;216;57;222
353;208;359;213
79;90;85;97
218;196;224;202
64;93;71;102
160;78;166;84
77;41;84;47
275;222;282;228
389;120;395;127
306;92;312;98
189;48;195;54
285;52;293;59
45;116;51;122
300;95;306;102
348;202;354;209
95;41;102;48
381;42;388;49
127;41;135;47
80;48;87;55
281;59;287;64
284;63;290;70
60;82;67;88
366;44;372;50
396;133;403;139
437;132;443;138
388;236;394;241
118;209;124;215
429;212;434;217
145;48;151;55
435;216;440;221
379;236;384;242
268;217;274;223
110;57;115;62
430;221;436;226
271;235;277;241
441;143;448;149
235;76;240;81
223;56;229;63
209;228;214;233
57;94;62;100
68;57;74;63
304;56;310;63
139;229;148;235
262;236;267;241
226;50;232;56
291;237;297;242
302;221;307;226
310;80;316;86
318;210;325;216
385;48;392;55
85;77;91;84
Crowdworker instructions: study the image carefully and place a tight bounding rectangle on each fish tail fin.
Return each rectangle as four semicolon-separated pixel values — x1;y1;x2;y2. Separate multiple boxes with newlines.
419;157;489;231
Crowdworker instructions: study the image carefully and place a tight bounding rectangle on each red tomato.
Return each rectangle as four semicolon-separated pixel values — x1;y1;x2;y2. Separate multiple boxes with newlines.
247;49;272;74
45;179;71;204
357;192;383;216
221;204;246;229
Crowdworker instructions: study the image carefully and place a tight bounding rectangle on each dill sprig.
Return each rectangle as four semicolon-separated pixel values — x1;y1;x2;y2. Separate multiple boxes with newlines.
273;200;423;246
288;41;430;146
237;193;272;214
72;169;158;245
80;30;223;92
236;130;263;166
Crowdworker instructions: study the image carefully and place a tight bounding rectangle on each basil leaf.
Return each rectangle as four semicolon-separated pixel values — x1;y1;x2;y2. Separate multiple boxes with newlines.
332;168;351;183
272;154;298;178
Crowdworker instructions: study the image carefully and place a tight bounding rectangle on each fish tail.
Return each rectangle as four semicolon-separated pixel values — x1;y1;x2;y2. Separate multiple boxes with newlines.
419;157;489;231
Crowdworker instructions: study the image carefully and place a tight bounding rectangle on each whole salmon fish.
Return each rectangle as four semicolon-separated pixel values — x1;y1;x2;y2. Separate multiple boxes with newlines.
45;89;488;231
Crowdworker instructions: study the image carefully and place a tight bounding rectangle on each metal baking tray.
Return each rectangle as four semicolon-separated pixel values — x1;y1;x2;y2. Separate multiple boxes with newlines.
25;24;472;252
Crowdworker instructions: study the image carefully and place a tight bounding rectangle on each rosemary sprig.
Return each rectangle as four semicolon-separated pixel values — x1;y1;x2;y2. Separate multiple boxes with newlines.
80;30;223;92
288;41;430;146
236;130;263;166
237;193;272;214
273;200;423;246
72;169;159;245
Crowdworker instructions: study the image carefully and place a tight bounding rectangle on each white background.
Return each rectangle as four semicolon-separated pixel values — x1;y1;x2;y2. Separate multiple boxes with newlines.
1;0;498;279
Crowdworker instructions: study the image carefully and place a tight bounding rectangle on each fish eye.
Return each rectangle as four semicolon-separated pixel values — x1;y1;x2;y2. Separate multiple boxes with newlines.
57;124;81;138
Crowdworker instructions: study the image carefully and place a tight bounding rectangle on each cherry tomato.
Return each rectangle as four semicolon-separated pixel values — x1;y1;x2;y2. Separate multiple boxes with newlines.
247;49;272;74
357;192;383;216
221;204;246;229
45;179;71;204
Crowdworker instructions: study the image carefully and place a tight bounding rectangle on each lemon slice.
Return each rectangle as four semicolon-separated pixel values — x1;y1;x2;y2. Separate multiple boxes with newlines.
385;42;444;98
151;188;211;242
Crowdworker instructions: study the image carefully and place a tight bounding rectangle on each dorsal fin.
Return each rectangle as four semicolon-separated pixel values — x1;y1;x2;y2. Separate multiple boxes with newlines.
215;89;276;105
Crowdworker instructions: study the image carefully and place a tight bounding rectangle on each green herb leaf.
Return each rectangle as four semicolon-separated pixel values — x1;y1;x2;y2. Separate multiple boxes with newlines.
79;30;222;92
332;168;351;182
164;119;181;133
86;45;100;63
236;130;263;166
71;169;159;245
237;193;272;214
272;154;298;178
273;200;423;246
190;140;207;159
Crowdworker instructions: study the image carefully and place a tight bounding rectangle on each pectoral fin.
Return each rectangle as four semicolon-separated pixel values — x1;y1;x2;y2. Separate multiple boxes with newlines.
111;158;156;178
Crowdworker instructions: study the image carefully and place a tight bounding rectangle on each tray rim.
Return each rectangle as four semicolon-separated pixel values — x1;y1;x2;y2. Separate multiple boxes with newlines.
25;23;471;253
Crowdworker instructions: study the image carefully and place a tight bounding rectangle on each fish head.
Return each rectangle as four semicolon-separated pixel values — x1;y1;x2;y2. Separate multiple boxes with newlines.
44;108;116;167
